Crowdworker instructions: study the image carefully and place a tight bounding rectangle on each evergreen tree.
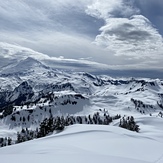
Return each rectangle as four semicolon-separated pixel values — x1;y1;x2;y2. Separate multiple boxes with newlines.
7;137;12;145
119;116;140;132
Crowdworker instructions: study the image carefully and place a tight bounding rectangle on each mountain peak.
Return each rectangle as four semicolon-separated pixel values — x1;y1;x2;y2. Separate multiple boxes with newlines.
0;57;50;75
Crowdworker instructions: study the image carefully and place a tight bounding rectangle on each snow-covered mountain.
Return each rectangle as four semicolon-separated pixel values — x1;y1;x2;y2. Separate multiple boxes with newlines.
0;43;163;163
0;42;163;129
0;55;163;114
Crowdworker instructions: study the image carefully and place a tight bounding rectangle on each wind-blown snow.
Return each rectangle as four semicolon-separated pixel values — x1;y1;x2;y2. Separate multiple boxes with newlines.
0;124;163;163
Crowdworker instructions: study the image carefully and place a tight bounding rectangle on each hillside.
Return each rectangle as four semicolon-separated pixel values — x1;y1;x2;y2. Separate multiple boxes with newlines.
0;43;163;162
1;124;163;163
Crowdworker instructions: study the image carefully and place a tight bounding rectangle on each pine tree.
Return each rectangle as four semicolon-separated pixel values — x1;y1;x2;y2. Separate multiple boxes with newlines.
119;116;140;132
7;137;12;145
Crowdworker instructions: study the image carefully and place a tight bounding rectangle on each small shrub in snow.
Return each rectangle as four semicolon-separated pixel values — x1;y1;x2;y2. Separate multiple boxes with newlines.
119;116;140;132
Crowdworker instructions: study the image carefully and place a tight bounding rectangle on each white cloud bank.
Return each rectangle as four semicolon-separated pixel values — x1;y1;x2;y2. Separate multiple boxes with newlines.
86;0;163;59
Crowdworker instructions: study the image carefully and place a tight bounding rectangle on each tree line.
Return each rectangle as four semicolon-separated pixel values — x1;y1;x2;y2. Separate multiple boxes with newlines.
0;112;140;148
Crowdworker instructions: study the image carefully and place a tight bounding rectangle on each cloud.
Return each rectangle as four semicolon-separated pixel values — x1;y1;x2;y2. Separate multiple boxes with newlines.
86;0;163;59
0;42;49;60
135;0;163;36
86;0;139;19
0;0;105;60
1;41;163;79
0;0;100;34
0;0;163;77
0;42;111;74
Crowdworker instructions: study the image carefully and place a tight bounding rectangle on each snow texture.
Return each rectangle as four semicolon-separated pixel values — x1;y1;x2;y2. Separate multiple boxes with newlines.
0;43;163;163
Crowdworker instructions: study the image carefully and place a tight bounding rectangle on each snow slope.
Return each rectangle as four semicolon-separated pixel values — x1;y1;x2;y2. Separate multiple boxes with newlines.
1;43;163;163
0;124;163;163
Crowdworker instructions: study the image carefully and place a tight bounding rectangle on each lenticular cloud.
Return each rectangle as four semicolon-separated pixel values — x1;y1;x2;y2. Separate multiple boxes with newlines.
86;0;163;58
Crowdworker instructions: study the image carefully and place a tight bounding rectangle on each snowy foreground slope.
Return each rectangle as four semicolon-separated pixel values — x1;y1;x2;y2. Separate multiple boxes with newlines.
1;124;163;163
0;43;163;163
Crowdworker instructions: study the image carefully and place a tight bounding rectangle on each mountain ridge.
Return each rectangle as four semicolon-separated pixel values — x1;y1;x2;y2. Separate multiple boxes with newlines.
0;42;163;146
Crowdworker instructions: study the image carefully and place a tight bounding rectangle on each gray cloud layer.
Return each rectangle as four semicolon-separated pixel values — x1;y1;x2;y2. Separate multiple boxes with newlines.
0;0;163;77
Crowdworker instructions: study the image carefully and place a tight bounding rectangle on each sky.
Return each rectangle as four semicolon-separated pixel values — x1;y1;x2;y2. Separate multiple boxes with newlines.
0;0;163;78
